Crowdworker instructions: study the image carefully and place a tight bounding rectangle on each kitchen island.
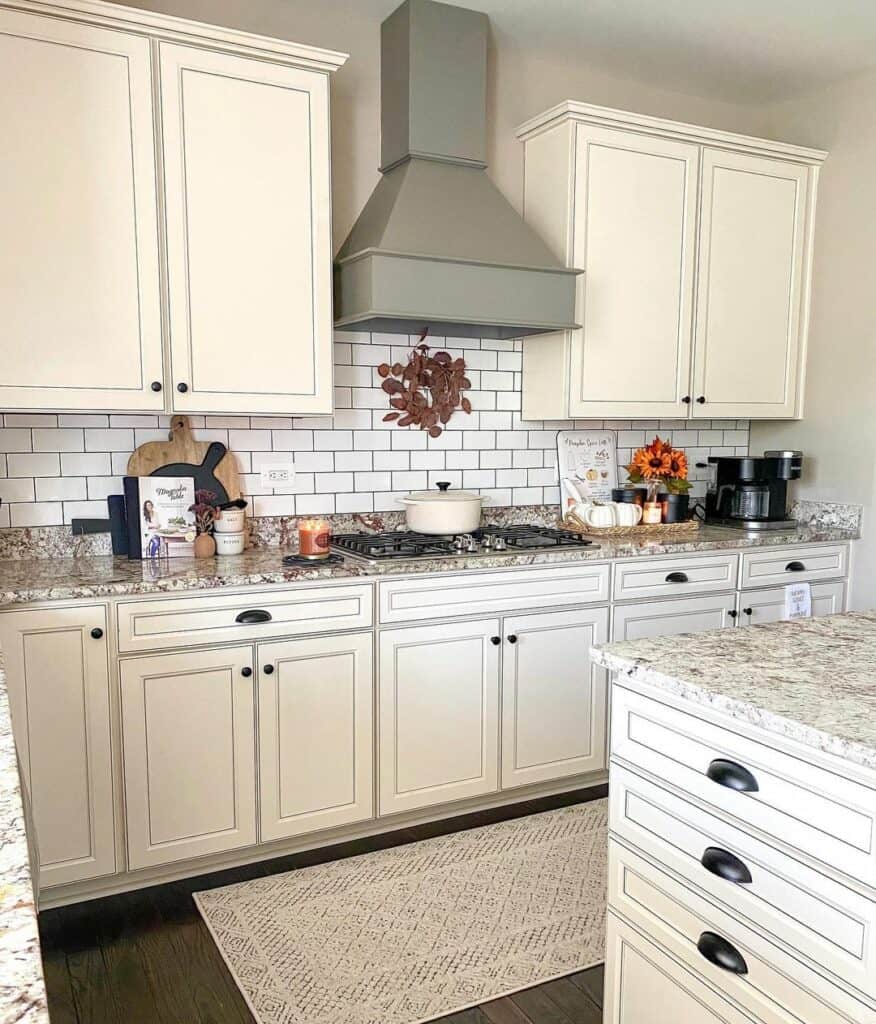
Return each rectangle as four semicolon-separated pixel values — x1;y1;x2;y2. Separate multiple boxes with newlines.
593;612;876;1024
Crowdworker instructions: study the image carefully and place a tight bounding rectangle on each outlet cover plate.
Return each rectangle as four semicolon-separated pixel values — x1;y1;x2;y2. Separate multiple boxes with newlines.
260;463;295;488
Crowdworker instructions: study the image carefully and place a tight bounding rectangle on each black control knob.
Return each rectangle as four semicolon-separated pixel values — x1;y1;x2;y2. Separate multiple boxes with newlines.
263;664;275;674
241;667;252;678
151;381;162;392
177;382;189;393
90;627;103;640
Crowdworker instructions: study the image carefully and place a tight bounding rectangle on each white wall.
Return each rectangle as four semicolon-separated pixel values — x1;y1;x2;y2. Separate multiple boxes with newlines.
752;70;876;609
107;0;769;252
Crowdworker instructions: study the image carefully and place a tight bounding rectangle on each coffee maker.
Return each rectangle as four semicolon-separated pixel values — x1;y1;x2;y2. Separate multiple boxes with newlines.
705;451;802;530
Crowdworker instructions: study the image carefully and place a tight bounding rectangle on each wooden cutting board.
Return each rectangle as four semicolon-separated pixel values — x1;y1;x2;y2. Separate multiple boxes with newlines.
127;415;240;503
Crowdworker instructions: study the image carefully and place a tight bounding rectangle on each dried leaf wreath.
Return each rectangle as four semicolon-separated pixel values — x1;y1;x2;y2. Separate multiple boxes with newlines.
377;332;471;438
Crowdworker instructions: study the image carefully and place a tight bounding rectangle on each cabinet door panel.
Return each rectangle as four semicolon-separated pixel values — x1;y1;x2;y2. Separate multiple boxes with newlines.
379;620;500;814
569;125;699;418
0;10;163;411
612;595;737;641
501;607;608;789
692;149;810;418
121;645;256;868
0;606;115;887
258;633;373;842
159;43;333;414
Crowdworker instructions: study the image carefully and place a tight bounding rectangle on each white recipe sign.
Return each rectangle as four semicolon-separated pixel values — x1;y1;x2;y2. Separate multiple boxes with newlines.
557;430;619;507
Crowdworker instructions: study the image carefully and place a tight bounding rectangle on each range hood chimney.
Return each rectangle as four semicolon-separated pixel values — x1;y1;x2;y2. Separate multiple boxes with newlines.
333;0;580;340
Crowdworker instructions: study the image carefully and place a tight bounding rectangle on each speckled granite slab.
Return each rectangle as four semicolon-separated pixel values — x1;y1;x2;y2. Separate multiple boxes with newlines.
0;656;49;1023
0;523;858;605
593;611;876;772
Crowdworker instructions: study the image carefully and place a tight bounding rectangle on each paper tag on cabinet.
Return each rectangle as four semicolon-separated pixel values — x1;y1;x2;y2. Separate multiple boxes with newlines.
784;582;812;620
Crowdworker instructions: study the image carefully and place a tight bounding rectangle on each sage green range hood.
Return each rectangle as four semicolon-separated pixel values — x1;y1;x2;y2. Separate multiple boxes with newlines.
333;0;581;340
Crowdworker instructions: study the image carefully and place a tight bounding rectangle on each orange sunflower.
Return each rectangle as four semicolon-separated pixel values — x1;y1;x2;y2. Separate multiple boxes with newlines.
628;436;672;480
667;449;688;480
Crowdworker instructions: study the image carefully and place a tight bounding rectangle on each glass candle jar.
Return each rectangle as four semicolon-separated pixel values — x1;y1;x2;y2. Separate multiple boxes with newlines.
298;518;331;559
642;501;663;525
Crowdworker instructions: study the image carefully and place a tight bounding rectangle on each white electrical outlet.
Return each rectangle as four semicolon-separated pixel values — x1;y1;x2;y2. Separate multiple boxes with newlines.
260;463;295;488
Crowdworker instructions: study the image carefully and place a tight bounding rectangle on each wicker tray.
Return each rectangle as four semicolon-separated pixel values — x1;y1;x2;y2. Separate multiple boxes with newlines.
561;514;700;538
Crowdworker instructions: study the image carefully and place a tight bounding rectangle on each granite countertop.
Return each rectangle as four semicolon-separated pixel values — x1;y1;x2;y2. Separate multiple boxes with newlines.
0;523;858;605
593;611;876;771
0;655;49;1023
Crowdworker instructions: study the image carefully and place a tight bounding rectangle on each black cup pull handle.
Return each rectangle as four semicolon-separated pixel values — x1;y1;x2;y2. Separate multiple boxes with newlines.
235;609;272;625
785;561;806;572
707;758;759;793
697;932;748;975
665;571;689;584
701;846;753;885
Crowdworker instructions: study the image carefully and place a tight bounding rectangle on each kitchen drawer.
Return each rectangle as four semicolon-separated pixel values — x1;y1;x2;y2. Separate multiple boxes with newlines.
117;583;374;652
611;685;876;887
612;553;738;602
740;579;846;625
611;763;876;1001
606;912;771;1024
740;544;848;589
377;563;610;624
609;840;875;1024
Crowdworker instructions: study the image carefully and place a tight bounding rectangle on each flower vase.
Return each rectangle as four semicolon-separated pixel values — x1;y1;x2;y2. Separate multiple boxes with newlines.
193;533;216;558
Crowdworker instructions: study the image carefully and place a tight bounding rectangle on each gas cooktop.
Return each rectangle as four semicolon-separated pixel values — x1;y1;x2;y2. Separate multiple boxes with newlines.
331;525;595;563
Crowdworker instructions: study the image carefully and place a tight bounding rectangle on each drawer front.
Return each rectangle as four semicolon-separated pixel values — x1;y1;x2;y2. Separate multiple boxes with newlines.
609;840;874;1024
740;544;848;589
118;583;374;652
378;563;610;624
740;580;846;625
612;594;737;642
611;763;876;1000
611;685;876;886
613;554;739;602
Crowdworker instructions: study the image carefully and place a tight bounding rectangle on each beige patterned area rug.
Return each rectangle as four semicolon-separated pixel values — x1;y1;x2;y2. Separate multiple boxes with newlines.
194;799;607;1024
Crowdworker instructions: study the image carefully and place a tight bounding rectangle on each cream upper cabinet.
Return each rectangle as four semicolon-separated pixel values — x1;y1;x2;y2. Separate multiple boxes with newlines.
0;9;164;411
0;2;345;415
692;149;811;418
518;103;825;421
159;43;335;415
0;605;115;887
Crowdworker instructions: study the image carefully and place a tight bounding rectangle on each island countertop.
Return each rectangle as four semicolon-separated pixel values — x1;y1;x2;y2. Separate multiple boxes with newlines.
592;611;876;772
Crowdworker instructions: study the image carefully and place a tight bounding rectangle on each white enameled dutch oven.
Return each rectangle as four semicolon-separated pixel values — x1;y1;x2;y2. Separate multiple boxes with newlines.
398;481;489;535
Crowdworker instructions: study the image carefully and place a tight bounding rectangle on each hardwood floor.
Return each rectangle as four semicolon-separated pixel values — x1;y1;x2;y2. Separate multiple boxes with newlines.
39;785;607;1024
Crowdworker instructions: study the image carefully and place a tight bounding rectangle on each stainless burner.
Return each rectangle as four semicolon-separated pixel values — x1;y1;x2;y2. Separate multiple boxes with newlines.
330;525;595;563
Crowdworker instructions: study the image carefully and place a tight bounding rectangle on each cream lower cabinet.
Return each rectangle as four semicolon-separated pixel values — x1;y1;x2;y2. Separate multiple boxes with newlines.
378;619;501;815
258;633;374;842
613;594;738;641
501;607;608;788
740;580;846;625
0;605;115;887
120;645;256;869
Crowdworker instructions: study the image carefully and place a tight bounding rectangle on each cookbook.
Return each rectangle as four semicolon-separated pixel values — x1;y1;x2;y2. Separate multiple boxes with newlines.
123;476;197;559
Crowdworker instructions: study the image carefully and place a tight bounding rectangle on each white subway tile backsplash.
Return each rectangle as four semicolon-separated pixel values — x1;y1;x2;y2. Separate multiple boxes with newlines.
0;331;749;525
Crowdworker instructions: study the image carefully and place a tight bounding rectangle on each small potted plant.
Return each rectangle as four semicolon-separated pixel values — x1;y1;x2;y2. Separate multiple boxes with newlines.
626;437;692;523
189;489;220;557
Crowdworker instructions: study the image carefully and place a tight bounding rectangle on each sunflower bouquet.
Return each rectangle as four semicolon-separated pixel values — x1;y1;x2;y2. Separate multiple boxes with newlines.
626;436;692;498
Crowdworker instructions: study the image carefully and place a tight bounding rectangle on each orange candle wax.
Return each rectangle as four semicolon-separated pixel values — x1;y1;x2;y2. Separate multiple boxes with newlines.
298;518;331;558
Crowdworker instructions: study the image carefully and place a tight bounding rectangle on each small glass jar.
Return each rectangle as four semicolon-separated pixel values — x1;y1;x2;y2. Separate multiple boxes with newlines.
642;501;663;525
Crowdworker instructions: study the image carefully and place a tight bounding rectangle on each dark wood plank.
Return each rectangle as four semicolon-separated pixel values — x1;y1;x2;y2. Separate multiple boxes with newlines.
37;910;78;1024
538;977;602;1022
437;1008;494;1023
95;890;166;1024
480;995;535;1024
510;985;577;1024
568;964;605;1009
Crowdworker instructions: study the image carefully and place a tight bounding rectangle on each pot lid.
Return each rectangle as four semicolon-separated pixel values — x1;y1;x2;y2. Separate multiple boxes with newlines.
400;482;482;502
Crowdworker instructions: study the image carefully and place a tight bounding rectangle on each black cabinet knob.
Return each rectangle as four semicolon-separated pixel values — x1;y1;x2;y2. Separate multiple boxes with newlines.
785;561;806;573
696;395;706;404
701;846;753;885
151;381;162;392
727;609;738;619
241;666;252;678
507;634;518;644
697;932;748;975
682;395;691;404
743;607;753;617
235;609;272;625
490;636;501;646
177;382;189;393
665;571;689;584
90;627;103;640
263;664;275;674
706;758;759;793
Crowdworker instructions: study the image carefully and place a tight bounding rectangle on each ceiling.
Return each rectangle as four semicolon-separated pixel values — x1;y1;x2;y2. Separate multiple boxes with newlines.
360;0;876;105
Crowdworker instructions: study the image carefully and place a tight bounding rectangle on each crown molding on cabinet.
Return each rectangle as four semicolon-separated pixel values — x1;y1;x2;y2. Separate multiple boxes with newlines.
516;100;827;165
2;0;349;70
